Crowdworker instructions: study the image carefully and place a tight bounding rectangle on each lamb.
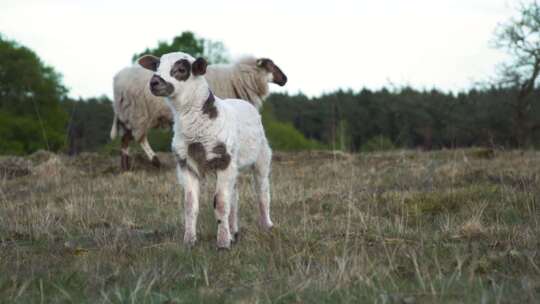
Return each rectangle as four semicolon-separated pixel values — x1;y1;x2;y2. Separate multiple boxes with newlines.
111;56;287;170
137;51;274;249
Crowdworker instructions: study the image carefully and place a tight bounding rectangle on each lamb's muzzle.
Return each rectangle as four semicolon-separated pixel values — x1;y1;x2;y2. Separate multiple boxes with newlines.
149;75;173;96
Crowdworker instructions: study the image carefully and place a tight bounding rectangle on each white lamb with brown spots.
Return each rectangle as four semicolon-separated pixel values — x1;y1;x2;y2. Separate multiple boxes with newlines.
138;52;273;249
111;56;287;170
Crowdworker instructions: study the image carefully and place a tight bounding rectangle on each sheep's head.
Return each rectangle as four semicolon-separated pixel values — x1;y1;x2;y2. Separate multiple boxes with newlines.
138;52;208;98
256;58;287;86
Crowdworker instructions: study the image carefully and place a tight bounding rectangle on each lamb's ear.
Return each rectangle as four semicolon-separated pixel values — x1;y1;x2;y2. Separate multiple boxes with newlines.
256;59;265;67
138;55;160;71
192;57;208;76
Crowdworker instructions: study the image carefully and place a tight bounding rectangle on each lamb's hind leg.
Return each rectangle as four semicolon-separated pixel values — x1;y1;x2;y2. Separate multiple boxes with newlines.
139;136;161;168
253;147;273;230
121;132;133;171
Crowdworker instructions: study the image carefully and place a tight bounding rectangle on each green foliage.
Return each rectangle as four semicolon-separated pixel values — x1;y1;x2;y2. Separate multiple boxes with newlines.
261;105;323;151
0;34;68;155
360;135;396;152
147;129;173;152
0;112;63;155
132;31;229;64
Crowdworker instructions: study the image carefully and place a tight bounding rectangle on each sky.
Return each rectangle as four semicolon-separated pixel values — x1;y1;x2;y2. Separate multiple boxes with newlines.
0;0;514;99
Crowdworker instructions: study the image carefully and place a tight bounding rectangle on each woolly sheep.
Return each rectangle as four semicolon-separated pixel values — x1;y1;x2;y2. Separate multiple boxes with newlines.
110;56;287;170
138;52;274;249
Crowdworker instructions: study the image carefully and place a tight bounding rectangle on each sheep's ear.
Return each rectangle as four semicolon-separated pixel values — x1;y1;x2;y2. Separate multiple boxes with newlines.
138;55;160;71
192;57;208;76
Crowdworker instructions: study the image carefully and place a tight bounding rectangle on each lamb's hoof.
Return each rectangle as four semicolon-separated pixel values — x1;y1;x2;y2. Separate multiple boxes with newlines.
217;245;230;251
183;234;197;248
216;237;231;250
231;232;240;244
151;156;161;168
259;219;274;231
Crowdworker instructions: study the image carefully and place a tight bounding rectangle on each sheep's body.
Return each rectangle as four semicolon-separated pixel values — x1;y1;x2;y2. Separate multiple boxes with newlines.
110;56;285;170
139;52;273;248
205;56;271;110
112;67;173;168
172;98;267;174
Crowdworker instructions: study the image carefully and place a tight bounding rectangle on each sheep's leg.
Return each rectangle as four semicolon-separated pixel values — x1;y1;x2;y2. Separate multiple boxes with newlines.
253;147;273;230
139;136;160;168
177;165;200;247
228;185;239;242
121;133;132;171
215;166;238;249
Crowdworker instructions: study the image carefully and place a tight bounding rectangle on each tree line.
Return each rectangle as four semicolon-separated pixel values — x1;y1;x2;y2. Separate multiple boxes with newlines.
39;85;540;154
266;87;540;151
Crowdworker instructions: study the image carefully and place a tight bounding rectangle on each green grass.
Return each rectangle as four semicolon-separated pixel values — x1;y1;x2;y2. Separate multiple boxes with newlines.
0;149;539;303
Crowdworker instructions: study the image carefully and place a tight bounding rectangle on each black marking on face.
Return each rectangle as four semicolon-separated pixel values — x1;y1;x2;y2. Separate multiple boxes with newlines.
257;58;287;86
202;90;218;119
170;59;191;81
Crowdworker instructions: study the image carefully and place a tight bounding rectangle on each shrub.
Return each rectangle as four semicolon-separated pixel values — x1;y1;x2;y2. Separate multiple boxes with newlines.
360;136;396;152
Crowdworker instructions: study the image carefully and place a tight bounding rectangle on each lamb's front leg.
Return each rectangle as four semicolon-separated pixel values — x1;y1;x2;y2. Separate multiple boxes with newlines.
178;166;200;247
214;166;238;249
229;186;239;243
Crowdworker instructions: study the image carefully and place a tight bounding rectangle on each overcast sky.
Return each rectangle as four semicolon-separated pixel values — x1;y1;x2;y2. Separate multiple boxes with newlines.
0;0;514;99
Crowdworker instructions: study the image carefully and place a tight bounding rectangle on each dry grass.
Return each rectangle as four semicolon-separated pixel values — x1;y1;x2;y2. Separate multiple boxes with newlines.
0;148;539;303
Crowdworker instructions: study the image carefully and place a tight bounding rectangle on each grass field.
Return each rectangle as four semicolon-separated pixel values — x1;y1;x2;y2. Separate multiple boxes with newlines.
0;149;539;303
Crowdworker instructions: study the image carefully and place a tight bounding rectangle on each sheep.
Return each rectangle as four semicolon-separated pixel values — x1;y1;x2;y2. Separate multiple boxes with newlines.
111;67;173;170
138;52;274;249
110;56;287;170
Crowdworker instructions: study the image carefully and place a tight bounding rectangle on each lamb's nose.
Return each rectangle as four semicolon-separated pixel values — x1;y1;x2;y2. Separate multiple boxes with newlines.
150;77;160;87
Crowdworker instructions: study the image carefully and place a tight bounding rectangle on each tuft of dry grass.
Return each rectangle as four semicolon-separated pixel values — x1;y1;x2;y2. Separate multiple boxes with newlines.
0;148;539;303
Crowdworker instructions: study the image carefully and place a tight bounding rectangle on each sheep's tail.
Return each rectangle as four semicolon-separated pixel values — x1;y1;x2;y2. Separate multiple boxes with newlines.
110;113;119;140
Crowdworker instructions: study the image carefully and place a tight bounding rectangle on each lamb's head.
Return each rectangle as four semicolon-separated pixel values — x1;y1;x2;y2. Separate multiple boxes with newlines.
255;58;287;86
138;52;208;98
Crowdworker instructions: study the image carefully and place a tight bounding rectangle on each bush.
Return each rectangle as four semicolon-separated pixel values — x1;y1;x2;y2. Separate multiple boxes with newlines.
147;129;173;152
360;136;396;152
264;120;323;151
0;112;65;155
261;105;323;151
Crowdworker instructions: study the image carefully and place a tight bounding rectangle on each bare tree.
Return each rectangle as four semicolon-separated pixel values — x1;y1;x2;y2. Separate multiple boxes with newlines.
493;1;540;146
